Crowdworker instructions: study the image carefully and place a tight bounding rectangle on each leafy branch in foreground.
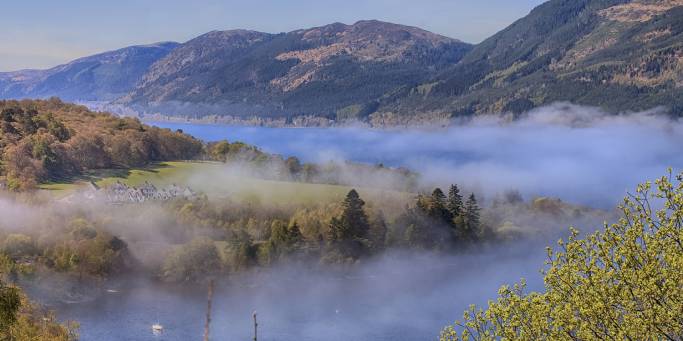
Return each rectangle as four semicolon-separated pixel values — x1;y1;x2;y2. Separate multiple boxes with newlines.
441;171;683;340
0;279;77;341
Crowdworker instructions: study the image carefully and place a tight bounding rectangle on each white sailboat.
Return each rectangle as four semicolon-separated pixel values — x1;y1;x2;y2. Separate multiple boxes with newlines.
152;323;163;335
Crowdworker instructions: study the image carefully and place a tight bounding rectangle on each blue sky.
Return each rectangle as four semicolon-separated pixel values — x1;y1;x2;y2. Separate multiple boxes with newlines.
1;0;545;71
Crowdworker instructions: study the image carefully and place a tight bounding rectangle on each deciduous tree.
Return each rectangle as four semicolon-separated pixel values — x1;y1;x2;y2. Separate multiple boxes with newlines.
440;172;683;340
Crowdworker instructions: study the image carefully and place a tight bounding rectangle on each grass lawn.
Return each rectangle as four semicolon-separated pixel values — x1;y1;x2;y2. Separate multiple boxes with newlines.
39;161;412;206
39;162;207;194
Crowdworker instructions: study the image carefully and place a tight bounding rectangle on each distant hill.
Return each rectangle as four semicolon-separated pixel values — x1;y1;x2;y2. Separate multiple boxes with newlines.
374;0;683;124
0;42;179;101
2;0;681;125
118;20;472;120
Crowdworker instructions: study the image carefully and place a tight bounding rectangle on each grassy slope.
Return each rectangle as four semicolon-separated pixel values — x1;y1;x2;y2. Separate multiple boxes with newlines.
39;161;412;206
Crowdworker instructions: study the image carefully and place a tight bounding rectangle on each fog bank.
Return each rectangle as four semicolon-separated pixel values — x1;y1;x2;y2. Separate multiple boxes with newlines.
52;247;547;341
153;103;683;207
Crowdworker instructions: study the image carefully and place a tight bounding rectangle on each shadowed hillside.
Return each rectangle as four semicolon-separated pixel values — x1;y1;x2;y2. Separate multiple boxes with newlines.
375;0;683;124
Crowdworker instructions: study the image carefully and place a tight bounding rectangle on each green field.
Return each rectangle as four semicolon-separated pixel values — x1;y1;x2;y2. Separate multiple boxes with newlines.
39;162;205;192
39;161;412;206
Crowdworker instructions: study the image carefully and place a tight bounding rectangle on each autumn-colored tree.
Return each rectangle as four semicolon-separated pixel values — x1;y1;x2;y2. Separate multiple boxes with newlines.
0;99;203;190
0;278;76;340
265;220;304;262
441;172;683;340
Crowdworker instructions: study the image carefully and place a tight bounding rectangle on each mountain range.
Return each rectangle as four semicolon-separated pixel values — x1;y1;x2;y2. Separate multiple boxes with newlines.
1;0;681;125
0;42;178;102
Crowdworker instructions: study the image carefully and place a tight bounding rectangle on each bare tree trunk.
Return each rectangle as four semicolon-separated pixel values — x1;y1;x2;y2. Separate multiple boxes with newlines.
203;279;214;341
253;311;258;341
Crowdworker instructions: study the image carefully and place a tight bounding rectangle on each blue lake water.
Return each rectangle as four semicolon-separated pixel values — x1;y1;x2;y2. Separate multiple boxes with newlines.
52;249;546;341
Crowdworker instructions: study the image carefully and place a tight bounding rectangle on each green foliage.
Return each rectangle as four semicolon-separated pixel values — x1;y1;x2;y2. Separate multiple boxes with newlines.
367;211;388;252
428;188;452;222
162;238;221;282
206;139;417;191
0;278;76;341
37;218;130;277
326;189;371;260
395;185;484;249
264;220;304;263
441;172;683;340
207;140;266;163
463;193;481;240
1;234;36;259
447;184;463;218
0;282;20;331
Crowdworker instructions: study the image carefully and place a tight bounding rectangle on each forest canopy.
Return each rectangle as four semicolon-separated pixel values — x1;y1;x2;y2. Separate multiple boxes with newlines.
0;98;203;190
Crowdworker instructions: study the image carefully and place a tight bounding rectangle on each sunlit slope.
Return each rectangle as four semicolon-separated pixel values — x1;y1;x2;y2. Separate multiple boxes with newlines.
39;161;412;206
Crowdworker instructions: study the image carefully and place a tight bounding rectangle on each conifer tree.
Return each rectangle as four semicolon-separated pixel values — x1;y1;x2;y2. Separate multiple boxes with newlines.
368;211;388;251
338;189;370;239
464;193;481;239
447;184;463;218
430;188;452;222
327;189;370;259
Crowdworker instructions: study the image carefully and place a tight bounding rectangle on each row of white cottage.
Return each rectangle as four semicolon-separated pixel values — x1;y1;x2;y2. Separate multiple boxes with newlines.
90;181;198;204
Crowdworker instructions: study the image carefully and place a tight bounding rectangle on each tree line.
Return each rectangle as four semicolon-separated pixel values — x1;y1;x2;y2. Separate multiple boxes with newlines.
0;98;415;192
159;184;485;281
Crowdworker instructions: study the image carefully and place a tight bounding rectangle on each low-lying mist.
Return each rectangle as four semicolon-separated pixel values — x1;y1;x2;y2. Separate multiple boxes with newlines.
52;247;548;341
0;180;616;340
3;102;677;340
154;103;683;208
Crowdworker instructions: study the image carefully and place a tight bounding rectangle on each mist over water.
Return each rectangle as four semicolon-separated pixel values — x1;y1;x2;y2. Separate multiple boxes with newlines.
12;103;680;340
152;103;683;208
50;247;546;341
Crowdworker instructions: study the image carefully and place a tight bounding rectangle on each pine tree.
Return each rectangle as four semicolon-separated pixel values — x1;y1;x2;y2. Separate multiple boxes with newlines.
339;189;369;239
429;188;452;222
447;184;463;218
464;193;481;239
327;189;370;259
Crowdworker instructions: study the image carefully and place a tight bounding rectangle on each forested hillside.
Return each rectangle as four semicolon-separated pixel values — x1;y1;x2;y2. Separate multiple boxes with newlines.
0;98;203;190
376;0;683;124
119;20;471;121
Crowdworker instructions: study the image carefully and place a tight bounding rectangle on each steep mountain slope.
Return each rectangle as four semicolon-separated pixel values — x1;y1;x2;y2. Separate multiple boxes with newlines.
0;42;179;101
4;1;680;125
119;20;472;120
376;0;683;123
